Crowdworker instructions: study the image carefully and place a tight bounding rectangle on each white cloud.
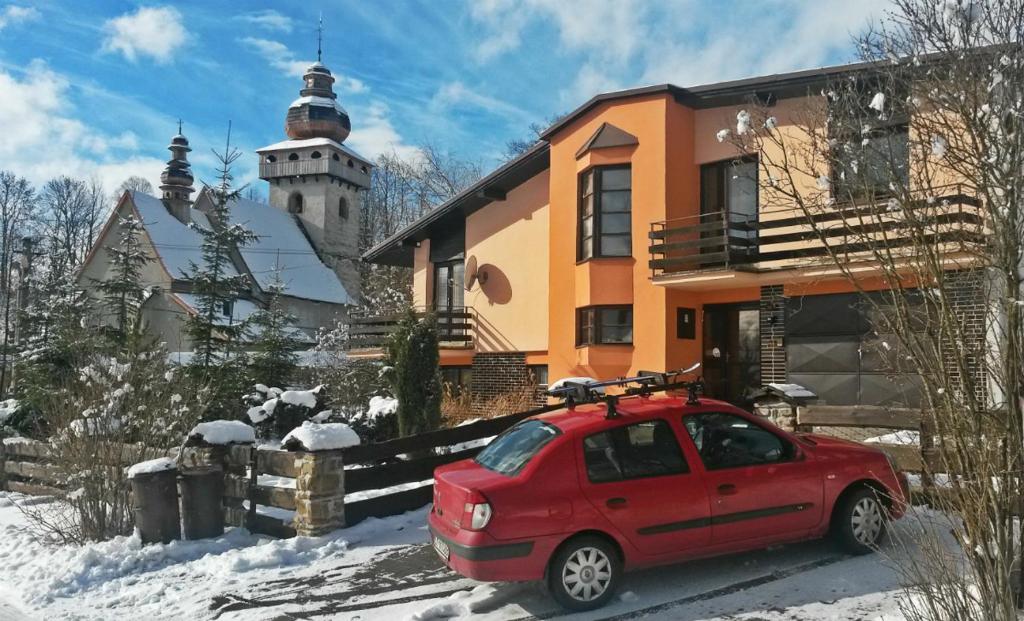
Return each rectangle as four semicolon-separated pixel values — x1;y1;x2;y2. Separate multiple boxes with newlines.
0;60;165;193
345;101;420;162
240;37;366;93
0;4;39;30
102;6;187;63
431;81;533;124
237;9;293;33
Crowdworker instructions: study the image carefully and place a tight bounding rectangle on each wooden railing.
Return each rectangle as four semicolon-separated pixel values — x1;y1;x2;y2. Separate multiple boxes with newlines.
649;186;983;277
258;159;370;185
796;405;928;473
346;307;474;351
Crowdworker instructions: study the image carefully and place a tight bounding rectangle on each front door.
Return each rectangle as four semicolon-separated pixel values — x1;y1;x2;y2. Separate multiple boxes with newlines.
433;260;465;340
578;419;712;556
683;412;824;546
703;304;760;405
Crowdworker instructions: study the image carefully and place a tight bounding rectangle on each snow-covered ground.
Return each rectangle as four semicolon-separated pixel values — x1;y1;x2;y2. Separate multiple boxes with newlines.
0;490;932;620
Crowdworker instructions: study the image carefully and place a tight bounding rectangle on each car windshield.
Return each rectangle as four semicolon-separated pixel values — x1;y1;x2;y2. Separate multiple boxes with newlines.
475;420;561;476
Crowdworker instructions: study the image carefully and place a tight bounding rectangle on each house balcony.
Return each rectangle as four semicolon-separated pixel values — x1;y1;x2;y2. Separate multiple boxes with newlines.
344;307;474;353
648;185;983;288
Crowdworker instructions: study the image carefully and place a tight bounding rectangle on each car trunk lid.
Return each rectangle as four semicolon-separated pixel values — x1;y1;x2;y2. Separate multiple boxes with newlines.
433;459;502;529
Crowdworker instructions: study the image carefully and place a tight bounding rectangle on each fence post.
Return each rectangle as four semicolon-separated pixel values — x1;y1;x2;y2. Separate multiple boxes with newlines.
293;449;345;536
0;439;6;492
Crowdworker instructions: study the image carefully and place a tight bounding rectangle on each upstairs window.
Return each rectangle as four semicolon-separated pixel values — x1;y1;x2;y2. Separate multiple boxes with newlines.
576;305;633;346
310;151;322;159
288;193;303;214
832;124;909;200
578;165;631;260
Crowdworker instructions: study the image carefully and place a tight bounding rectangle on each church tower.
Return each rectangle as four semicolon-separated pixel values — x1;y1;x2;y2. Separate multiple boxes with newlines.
256;32;370;303
159;125;195;224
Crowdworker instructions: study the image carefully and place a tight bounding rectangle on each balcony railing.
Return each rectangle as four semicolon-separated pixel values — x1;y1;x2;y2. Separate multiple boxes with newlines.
345;307;474;351
259;159;371;186
649;185;983;278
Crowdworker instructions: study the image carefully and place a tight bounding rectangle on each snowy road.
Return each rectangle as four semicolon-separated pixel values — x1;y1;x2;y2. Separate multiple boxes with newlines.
0;492;915;620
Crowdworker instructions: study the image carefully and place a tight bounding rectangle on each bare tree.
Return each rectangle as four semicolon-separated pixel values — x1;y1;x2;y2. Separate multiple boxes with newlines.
115;175;153;196
0;171;36;394
721;1;1024;617
38;176;106;274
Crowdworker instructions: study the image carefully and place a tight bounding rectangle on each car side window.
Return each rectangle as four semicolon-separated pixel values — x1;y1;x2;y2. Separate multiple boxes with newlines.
583;419;688;483
685;412;792;470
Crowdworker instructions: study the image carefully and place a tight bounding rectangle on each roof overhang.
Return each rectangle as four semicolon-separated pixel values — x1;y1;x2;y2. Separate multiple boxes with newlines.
363;141;550;267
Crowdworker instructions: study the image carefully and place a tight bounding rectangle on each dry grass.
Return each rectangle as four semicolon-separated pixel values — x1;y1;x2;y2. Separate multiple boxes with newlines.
441;383;543;427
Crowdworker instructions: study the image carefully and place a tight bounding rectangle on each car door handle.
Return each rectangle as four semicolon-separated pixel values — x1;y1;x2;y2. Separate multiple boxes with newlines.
606;497;628;509
717;484;738;496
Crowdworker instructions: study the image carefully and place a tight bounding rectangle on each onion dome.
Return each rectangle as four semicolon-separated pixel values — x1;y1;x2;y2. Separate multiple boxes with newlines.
159;130;195;198
285;62;351;143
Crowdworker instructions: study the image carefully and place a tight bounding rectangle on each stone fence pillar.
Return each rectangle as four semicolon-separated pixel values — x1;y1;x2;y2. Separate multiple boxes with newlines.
293;449;345;537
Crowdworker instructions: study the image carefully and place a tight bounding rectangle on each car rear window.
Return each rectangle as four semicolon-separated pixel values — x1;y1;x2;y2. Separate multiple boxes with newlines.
475;420;561;476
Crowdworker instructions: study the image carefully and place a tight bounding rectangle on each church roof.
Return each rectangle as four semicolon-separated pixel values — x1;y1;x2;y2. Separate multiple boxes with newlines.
130;191;238;279
226;196;354;305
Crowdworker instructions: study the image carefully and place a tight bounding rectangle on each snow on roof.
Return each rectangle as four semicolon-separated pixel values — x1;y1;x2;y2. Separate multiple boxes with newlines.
288;95;348;116
130;191;239;279
227;197;354;305
766;383;817;399
255;137;368;163
188;420;255;446
282;421;360;451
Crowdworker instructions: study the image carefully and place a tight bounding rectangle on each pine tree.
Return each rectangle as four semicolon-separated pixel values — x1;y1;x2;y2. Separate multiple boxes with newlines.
183;129;257;372
91;215;151;349
247;269;300;387
386;309;441;437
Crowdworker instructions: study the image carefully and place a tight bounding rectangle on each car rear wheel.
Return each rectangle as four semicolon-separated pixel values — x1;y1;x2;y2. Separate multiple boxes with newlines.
548;536;621;611
833;487;888;554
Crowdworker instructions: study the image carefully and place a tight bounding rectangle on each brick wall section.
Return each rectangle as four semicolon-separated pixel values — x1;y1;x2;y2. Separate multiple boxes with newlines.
942;269;988;404
470;352;545;415
759;284;787;385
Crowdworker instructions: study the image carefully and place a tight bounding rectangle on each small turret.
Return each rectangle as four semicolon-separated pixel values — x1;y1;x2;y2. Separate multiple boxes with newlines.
159;123;195;224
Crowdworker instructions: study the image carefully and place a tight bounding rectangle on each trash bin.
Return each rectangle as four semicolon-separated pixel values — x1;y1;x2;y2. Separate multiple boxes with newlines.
130;467;181;544
179;468;224;540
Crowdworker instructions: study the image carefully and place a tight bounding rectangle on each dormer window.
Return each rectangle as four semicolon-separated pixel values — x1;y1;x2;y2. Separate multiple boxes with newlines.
288;153;299;161
311;151;322;159
266;154;277;163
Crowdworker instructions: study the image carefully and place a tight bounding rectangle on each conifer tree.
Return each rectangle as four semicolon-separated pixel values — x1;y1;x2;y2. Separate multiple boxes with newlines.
91;215;151;349
247;269;300;387
183;129;257;372
386;309;441;437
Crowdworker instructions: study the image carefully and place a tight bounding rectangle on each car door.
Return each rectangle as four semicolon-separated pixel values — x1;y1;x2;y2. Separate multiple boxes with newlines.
578;418;712;557
683;411;824;546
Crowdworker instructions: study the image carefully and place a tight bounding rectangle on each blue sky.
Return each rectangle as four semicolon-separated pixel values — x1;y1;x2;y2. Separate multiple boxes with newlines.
0;0;890;195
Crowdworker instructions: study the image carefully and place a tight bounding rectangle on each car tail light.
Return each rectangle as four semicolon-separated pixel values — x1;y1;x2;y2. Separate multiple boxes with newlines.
462;490;492;530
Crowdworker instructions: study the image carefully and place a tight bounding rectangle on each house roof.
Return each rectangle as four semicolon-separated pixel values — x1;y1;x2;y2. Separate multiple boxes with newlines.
226;195;354;305
362;59;881;268
362;140;550;267
131;191;239;279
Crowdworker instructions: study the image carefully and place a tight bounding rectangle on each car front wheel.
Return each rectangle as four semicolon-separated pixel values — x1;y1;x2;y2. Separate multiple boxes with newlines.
833;487;888;554
548;536;621;611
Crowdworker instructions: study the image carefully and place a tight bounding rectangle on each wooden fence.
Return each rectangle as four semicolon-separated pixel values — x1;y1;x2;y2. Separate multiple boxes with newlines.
797;404;930;474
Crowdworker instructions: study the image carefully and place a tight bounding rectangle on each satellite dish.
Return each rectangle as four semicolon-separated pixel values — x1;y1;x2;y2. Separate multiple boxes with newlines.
464;255;478;291
464;256;489;291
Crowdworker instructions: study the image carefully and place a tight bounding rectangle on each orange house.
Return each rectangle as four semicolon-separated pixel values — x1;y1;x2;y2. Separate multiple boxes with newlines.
363;62;982;412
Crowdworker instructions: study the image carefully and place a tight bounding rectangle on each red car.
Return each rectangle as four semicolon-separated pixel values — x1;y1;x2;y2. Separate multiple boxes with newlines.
429;393;908;611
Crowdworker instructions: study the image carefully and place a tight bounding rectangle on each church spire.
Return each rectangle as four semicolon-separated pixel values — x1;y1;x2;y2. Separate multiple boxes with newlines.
283;20;352;144
317;13;323;62
159;126;195;223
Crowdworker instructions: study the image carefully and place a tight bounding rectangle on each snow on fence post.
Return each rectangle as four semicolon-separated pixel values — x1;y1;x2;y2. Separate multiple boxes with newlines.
292;449;346;536
283;422;361;536
179;421;257;539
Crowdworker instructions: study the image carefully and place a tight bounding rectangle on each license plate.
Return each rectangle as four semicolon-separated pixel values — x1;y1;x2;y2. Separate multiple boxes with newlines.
433;535;450;562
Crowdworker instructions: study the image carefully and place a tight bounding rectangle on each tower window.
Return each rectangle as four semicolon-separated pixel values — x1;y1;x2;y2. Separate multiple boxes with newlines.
288;193;303;214
338;197;349;219
266;154;277;163
360;165;368;173
288;153;299;161
311;151;322;159
347;159;354;168
332;153;340;162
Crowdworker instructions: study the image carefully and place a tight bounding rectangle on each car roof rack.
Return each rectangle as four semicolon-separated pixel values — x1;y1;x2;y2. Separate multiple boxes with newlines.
548;363;705;418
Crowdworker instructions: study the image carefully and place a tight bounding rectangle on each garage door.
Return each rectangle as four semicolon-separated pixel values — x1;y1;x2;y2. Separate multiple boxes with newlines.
785;292;922;407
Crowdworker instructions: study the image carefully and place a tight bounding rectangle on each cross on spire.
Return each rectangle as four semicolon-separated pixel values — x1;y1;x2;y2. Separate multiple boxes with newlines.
317;13;323;62
177;118;182;135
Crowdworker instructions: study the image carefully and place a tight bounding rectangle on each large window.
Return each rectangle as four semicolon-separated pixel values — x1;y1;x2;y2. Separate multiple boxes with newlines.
433;260;465;310
576;305;633;346
440;366;472;394
578;165;631;260
583;420;688;483
684;412;793;470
